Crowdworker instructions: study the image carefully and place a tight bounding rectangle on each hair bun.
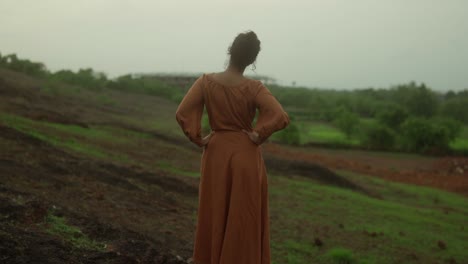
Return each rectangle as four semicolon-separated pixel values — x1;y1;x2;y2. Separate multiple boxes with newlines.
244;31;257;39
227;30;261;69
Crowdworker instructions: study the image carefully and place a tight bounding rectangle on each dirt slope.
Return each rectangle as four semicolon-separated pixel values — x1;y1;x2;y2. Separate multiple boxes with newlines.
1;68;467;263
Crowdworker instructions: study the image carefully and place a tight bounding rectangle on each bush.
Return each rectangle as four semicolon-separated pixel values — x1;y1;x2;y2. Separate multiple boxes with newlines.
394;82;439;118
361;124;395;150
0;53;48;78
333;110;360;139
50;68;107;91
376;104;408;129
275;122;301;145
400;117;460;153
107;75;184;103
432;117;463;139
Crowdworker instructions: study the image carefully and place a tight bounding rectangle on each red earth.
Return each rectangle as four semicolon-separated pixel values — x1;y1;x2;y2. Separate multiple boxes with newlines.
264;143;468;196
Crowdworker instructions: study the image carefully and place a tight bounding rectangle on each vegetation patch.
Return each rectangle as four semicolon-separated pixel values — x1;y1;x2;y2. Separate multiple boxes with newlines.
268;172;468;264
0;113;128;161
43;211;105;251
304;122;359;145
323;247;357;264
157;161;200;178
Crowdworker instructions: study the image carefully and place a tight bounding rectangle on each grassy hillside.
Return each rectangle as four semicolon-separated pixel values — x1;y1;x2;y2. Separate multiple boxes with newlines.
0;68;467;264
269;172;467;263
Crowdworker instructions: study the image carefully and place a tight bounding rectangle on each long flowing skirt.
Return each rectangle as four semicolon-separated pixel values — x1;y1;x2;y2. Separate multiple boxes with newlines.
192;130;271;264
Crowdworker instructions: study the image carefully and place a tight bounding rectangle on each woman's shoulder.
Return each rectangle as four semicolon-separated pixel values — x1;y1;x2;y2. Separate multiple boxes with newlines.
202;72;260;89
252;79;269;93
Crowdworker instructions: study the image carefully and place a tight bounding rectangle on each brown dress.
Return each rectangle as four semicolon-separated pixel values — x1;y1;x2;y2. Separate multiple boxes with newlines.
175;73;290;264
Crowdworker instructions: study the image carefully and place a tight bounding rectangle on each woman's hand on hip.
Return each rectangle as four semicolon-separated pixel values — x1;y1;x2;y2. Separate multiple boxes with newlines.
201;131;214;146
242;129;260;145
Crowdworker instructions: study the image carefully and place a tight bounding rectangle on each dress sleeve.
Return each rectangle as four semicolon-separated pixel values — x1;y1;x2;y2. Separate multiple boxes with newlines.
253;83;290;144
175;75;205;147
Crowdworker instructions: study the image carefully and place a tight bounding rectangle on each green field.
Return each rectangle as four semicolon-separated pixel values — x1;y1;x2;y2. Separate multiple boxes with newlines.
278;118;468;153
269;171;468;264
301;122;360;146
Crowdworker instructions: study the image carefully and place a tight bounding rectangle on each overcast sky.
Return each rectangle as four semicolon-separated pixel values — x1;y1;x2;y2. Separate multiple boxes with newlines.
1;0;467;90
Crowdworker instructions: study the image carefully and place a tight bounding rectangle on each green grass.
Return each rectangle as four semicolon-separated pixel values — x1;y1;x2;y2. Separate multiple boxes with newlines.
450;125;468;151
304;123;359;145
268;171;468;264
44;211;105;251
0;113;130;161
450;138;468;151
323;247;358;264
96;94;117;106
272;239;319;264
157;161;200;178
300;122;360;146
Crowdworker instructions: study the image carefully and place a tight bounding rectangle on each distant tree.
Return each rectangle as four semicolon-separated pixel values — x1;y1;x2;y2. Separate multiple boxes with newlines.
457;89;468;98
335;96;353;112
333;109;360;139
432;117;463;139
107;74;141;91
376;104;408;129
441;97;468;124
50;68;107;90
0;53;48;77
400;117;460;153
361;124;395;150
353;97;379;118
393;82;439;117
444;90;456;100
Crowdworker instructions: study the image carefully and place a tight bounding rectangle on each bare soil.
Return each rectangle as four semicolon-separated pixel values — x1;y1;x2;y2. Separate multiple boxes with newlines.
264;144;468;195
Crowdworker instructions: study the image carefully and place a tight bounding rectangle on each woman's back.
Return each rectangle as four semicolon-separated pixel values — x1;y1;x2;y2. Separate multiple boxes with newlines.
203;73;260;132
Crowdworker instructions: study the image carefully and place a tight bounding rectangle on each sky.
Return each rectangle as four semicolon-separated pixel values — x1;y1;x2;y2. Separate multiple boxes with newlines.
1;0;467;90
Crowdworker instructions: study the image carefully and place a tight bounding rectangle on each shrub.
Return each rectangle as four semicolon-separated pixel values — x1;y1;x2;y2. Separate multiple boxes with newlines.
399;117;461;153
393;82;439;118
0;53;48;78
361;124;395;150
107;75;184;103
333;110;360;139
275;122;301;145
432;117;463;139
50;68;107;91
376;104;408;129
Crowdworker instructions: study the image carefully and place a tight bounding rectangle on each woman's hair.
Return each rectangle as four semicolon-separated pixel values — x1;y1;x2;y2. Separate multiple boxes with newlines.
228;30;261;70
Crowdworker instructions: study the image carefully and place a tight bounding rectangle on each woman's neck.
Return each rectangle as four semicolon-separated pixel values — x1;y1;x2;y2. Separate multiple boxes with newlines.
225;64;245;75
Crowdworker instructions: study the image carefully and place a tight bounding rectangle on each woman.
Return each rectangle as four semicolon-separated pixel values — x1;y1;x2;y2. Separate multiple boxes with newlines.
175;30;290;264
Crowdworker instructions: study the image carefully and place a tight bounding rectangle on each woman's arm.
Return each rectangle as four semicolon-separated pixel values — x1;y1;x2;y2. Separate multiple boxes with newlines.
175;75;205;147
252;83;290;144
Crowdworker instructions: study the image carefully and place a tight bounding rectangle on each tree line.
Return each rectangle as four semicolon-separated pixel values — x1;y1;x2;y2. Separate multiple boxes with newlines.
270;82;468;154
0;52;186;102
1;52;467;154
